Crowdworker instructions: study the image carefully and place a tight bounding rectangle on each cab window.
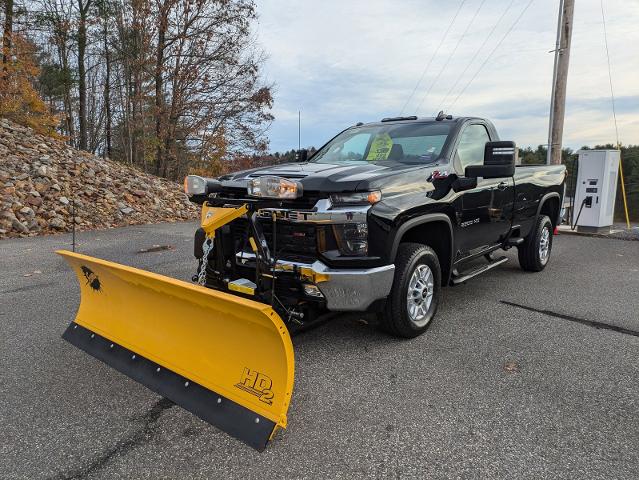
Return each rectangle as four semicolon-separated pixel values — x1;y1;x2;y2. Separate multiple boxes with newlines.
312;123;451;165
321;133;371;162
456;124;490;171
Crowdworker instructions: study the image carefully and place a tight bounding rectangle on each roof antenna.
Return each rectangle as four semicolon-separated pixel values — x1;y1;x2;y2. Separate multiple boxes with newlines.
436;111;452;121
298;110;301;151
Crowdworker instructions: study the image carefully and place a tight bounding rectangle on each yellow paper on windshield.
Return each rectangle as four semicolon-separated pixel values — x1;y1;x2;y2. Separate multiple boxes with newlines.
366;133;393;161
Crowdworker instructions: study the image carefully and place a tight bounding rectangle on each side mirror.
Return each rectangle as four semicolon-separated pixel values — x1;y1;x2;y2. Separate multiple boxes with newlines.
296;149;308;162
465;141;517;179
451;176;477;192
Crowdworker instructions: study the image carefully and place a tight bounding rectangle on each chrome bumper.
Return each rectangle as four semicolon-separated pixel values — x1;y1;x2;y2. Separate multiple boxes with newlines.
237;253;395;311
310;261;395;311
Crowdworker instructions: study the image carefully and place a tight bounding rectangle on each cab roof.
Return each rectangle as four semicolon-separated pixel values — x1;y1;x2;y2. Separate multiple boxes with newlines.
356;115;485;128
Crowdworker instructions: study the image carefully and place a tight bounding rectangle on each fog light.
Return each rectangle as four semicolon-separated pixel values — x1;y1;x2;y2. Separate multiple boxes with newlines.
303;284;324;298
333;223;368;256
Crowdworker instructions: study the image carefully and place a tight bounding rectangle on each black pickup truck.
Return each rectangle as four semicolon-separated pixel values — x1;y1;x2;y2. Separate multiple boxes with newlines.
186;115;566;337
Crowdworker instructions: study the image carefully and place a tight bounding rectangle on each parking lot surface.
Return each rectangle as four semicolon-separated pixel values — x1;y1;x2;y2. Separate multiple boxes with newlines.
1;222;637;479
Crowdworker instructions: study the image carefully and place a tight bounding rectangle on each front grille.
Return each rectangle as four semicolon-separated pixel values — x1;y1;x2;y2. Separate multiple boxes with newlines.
232;218;317;263
217;188;322;210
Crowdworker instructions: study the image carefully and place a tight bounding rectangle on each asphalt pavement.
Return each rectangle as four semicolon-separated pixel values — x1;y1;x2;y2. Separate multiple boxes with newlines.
1;222;637;479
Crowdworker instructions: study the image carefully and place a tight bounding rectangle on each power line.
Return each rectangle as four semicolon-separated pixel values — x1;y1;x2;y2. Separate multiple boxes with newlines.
600;0;631;228
448;0;535;111
434;0;516;115
399;0;466;115
600;0;620;147
414;0;487;115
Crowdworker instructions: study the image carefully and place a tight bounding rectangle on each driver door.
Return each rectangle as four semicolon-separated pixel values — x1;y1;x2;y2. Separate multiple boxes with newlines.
455;124;513;258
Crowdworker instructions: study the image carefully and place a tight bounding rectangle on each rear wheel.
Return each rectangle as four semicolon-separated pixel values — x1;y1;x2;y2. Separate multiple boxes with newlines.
379;243;441;338
518;215;553;272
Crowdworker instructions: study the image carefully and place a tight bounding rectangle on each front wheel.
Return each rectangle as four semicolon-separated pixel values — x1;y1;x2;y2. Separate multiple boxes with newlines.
518;215;553;272
379;243;441;338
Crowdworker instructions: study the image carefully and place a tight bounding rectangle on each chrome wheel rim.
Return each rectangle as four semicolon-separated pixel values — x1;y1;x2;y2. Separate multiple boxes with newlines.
539;226;550;264
406;264;434;327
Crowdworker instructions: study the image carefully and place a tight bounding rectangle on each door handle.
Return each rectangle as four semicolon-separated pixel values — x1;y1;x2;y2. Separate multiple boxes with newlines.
497;181;508;191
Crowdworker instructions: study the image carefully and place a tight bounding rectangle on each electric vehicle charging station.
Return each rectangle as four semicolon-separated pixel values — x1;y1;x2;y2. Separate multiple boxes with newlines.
573;149;620;233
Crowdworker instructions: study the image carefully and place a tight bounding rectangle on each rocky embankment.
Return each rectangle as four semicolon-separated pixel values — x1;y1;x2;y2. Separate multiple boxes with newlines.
0;119;198;239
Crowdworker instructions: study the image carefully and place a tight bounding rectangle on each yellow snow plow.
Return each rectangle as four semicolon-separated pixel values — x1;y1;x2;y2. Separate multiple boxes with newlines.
57;201;297;451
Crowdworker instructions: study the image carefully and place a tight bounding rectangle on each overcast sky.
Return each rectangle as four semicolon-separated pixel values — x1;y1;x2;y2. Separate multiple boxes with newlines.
255;0;638;153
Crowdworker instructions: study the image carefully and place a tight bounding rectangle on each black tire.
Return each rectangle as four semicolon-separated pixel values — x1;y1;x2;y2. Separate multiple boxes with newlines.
379;243;441;338
518;215;553;272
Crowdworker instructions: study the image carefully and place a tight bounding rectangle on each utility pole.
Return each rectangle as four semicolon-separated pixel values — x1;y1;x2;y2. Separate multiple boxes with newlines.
547;0;575;165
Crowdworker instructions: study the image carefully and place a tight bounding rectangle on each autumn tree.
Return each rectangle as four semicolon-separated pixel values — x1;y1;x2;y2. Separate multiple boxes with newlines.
5;0;273;179
0;1;59;134
150;0;273;179
2;0;13;70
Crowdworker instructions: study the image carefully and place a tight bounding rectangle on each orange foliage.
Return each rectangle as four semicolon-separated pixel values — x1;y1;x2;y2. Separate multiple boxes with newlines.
188;159;231;178
0;35;60;135
188;128;230;177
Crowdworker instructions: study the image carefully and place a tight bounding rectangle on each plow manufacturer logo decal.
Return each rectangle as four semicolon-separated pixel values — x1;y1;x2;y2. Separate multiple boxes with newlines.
235;368;274;404
80;266;102;292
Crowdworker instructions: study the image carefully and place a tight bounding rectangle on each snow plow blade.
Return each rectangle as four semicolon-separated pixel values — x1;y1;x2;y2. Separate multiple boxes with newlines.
57;250;294;451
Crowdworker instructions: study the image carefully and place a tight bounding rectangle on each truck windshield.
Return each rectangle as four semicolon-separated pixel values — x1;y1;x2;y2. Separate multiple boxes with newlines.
311;122;450;165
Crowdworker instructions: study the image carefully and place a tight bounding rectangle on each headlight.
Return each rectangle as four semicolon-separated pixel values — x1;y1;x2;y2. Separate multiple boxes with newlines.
184;175;207;196
247;176;302;199
330;190;381;206
333;223;368;256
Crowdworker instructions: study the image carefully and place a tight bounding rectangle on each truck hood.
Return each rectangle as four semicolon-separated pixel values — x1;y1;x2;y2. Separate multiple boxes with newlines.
220;161;439;193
